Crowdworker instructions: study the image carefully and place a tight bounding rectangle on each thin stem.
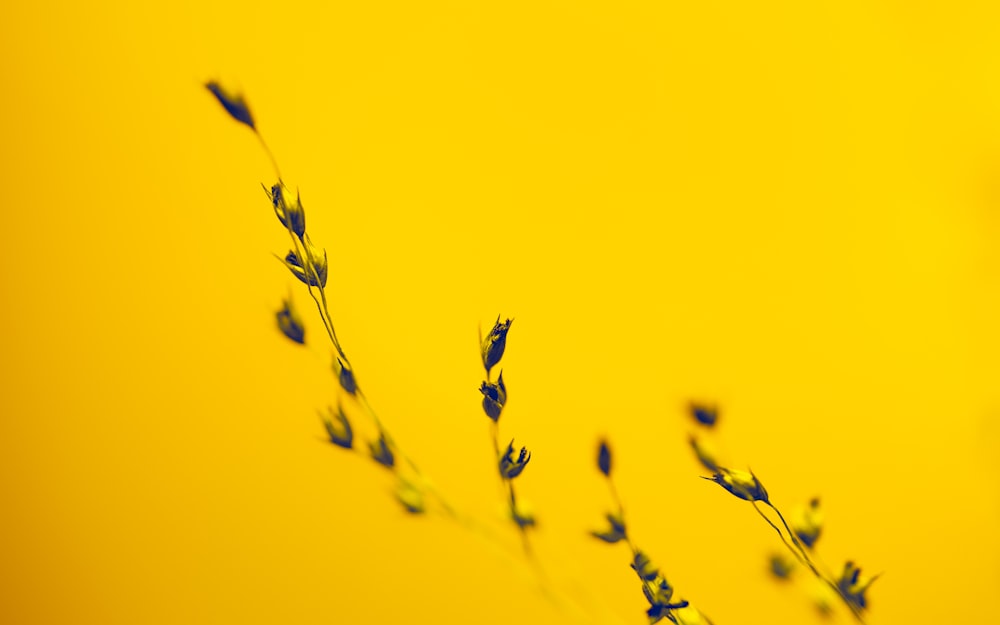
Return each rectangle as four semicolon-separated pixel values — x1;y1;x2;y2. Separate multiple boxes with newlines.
491;421;532;557
255;130;281;181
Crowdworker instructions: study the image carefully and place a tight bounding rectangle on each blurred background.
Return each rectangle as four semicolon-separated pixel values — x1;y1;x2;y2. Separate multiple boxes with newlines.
2;1;998;623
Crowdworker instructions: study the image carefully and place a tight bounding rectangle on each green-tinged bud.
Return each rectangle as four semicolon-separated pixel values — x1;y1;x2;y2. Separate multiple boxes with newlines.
591;511;627;543
480;316;513;374
769;553;795;580
266;183;306;238
837;561;879;612
689;402;719;427
688;434;719;472
631;550;659;582
395;478;425;514
702;467;769;503
369;431;395;468
510;500;535;529
281;243;328;288
479;371;507;421
499;439;531;479
791;498;824;549
205;81;255;130
320;404;353;449
334;358;357;395
275;296;305;344
597;439;612;477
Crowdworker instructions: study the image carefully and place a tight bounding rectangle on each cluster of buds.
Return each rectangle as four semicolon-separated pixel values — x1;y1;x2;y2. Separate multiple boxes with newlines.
631;551;690;624
478;317;513;421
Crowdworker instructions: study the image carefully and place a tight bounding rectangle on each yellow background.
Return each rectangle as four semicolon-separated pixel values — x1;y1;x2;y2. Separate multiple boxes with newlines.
2;1;998;624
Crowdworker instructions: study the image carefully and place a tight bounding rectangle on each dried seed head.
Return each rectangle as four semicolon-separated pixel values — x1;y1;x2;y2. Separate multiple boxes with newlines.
320;404;353;449
369;431;395;468
597;439;612;477
703;467;770;503
837;561;879;612
266;183;306;239
281;243;328;288
791;497;823;549
479;371;507;421
205;81;255;130
480;316;513;374
688;434;719;472
631;550;659;582
642;573;675;608
498;439;531;479
689;402;719;427
334;358;357;395
591;511;627;543
276;296;305;345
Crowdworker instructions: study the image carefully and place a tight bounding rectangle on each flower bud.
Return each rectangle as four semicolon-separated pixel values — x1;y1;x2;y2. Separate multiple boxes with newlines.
480;316;513;374
791;498;823;549
703;467;769;503
769;553;795;580
631;550;659;582
642;573;675;608
369;431;395;468
320;404;353;449
644;574;688;624
591;511;627;543
499;439;531;479
205;81;255;130
479;371;507;421
689;402;718;427
275;296;305;345
266;183;306;239
334;357;357;395
281;243;328;288
597;439;612;477
837;561;879;612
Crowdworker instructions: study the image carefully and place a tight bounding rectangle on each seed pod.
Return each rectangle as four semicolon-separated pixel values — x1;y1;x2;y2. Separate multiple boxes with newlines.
320;404;353;449
498;439;531;479
597;439;612;477
275;296;305;345
479;371;507;422
703;467;769;503
480;316;513;374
